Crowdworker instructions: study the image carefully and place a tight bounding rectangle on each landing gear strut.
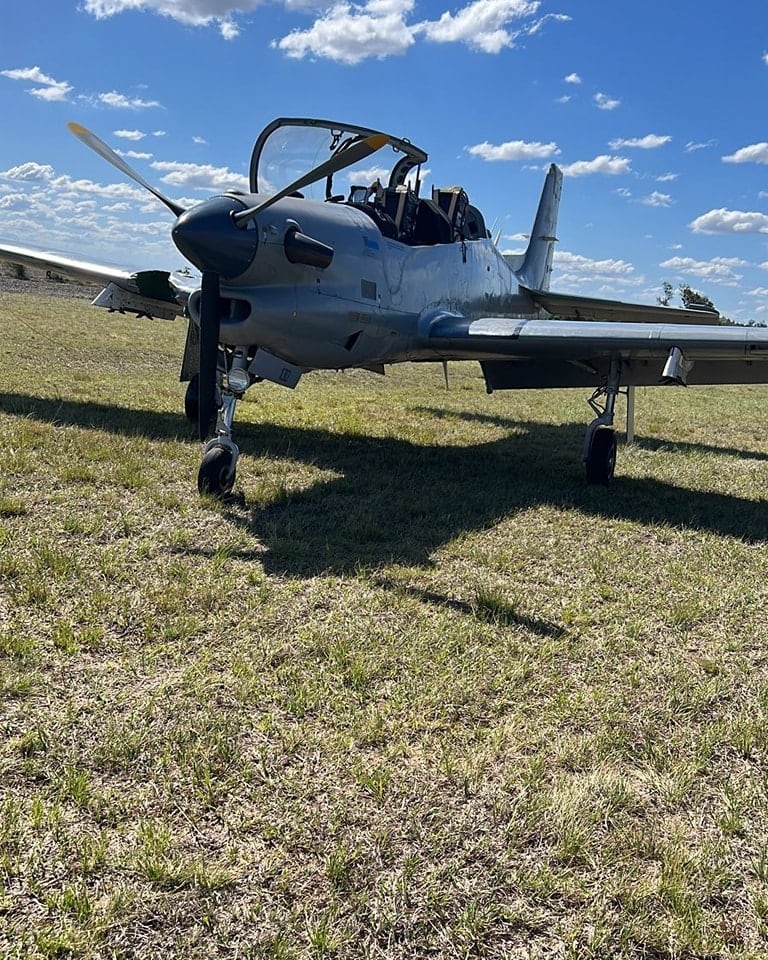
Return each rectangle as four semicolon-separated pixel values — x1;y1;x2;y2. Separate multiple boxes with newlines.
198;389;241;496
583;358;621;485
196;351;250;497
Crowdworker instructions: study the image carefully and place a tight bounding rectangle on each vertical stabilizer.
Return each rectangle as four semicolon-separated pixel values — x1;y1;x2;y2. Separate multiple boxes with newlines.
515;163;562;292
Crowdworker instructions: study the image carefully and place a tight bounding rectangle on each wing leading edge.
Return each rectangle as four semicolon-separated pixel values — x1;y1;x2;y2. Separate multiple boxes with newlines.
419;313;768;389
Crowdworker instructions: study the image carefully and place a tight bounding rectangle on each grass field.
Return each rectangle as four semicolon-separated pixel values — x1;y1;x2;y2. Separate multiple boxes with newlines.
2;289;768;959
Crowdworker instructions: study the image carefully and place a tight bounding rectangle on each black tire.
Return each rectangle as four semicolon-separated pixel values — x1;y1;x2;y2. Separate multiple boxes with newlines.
198;445;235;497
585;429;617;485
184;374;199;423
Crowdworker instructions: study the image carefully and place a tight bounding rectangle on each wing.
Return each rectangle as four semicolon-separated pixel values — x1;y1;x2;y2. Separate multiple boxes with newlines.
0;241;192;320
421;314;768;389
523;286;720;325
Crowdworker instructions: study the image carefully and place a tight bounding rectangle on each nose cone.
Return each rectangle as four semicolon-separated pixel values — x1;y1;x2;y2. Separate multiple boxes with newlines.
172;196;258;280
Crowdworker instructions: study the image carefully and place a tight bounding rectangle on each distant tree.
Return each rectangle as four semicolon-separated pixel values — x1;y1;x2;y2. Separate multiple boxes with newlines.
678;283;714;310
12;262;28;281
661;280;766;326
657;281;674;306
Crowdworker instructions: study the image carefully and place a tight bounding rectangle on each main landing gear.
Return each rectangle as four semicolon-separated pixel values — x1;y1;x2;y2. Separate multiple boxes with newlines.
583;358;622;486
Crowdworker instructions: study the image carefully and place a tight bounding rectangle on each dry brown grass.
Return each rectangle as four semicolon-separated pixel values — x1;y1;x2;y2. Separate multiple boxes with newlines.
1;289;768;958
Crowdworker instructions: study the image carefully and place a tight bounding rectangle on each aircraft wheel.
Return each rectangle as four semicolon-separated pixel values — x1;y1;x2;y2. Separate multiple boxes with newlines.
184;374;199;423
198;445;235;497
585;429;617;486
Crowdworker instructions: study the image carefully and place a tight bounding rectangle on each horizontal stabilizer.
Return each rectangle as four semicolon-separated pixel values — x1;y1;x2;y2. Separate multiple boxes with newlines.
525;287;720;325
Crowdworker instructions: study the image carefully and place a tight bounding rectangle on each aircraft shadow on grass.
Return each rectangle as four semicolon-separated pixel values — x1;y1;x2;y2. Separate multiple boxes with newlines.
2;391;768;581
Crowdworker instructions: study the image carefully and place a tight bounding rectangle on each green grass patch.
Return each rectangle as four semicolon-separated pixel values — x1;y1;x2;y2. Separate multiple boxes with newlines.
1;290;768;957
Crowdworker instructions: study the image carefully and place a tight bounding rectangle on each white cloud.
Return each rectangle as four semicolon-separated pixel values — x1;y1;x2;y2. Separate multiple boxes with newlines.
560;155;631;177
0;162;55;182
219;17;240;38
150;160;249;192
656;172;678;182
552;250;637;287
420;2;565;55
1;65;72;101
83;0;248;39
659;255;747;284
685;139;717;152
608;134;671;150
274;0;416;63
564;72;580;84
594;92;620;111
555;95;571;104
274;0;567;62
641;191;673;207
80;0;570;60
722;142;768;165
467;139;560;161
113;129;147;141
51;175;148;202
0;193;31;210
98;90;162;109
690;208;768;235
344;164;389;183
117;150;153;159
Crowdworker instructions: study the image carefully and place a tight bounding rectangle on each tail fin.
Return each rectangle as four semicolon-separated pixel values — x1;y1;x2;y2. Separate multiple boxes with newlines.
512;163;562;292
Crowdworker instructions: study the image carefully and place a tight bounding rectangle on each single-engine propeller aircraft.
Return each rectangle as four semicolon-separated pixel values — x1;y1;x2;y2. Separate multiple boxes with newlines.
2;116;768;496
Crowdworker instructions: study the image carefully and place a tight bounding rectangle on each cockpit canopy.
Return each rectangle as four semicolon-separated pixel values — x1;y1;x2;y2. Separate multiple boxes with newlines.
249;117;427;198
249;118;487;247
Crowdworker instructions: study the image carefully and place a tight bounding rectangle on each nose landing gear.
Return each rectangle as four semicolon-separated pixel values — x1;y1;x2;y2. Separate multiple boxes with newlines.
191;350;253;498
197;389;241;497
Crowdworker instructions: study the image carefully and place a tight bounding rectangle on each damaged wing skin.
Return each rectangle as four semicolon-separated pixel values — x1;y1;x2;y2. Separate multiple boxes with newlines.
0;241;189;319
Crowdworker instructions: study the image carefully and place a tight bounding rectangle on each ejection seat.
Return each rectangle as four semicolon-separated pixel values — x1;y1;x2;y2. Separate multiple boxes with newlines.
346;183;398;239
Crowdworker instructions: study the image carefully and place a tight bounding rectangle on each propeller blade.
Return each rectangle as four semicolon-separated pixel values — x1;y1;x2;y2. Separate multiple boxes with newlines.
233;133;389;227
198;270;221;442
68;122;186;217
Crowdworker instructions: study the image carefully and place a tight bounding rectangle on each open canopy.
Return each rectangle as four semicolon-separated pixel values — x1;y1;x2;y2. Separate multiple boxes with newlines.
249;117;428;199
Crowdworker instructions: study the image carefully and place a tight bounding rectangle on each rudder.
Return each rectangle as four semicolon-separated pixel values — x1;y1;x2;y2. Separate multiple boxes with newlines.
515;163;563;293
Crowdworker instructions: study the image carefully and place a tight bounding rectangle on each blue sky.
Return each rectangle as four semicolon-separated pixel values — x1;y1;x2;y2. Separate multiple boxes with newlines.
1;0;766;321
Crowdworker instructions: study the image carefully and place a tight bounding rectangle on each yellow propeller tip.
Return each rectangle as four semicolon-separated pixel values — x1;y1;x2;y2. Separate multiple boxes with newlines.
367;134;389;150
68;121;88;135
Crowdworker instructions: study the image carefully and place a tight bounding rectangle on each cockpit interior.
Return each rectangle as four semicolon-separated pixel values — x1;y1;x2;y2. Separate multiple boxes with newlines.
249;117;488;248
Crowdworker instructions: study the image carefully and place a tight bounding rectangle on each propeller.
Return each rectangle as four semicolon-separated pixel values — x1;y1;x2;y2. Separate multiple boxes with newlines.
68;122;227;441
232;133;389;227
68;121;377;444
67;122;185;217
198;270;221;441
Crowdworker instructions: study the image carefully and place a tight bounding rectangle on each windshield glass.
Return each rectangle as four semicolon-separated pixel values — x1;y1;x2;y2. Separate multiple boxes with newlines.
251;119;427;199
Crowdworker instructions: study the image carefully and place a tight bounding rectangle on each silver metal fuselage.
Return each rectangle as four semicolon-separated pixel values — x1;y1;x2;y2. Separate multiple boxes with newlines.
194;196;533;370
